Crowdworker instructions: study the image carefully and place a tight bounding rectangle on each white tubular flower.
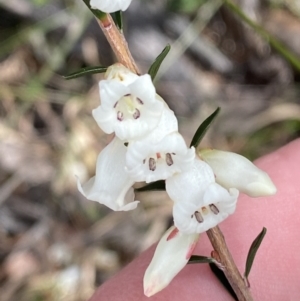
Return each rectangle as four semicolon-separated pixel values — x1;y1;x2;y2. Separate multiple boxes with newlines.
200;149;277;197
90;0;132;13
77;137;139;211
126;132;195;183
166;158;239;234
93;64;164;141
144;226;199;297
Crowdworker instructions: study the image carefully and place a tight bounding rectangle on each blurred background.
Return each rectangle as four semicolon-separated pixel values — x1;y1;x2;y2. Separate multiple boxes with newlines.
0;0;300;300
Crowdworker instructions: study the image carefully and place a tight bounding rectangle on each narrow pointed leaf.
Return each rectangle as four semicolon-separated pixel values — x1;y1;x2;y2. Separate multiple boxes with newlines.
148;44;171;81
135;180;165;192
188;255;215;264
209;263;238;301
63;66;107;80
190;107;220;148
112;11;123;30
244;227;267;280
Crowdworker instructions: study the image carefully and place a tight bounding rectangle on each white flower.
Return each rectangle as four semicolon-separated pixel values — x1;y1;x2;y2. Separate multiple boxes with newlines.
90;0;132;13
199;149;277;197
144;226;199;297
77;137;139;211
126;132;195;183
93;64;164;141
166;158;239;234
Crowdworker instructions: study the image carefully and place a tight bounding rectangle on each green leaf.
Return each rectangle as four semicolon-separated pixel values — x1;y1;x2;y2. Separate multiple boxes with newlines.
148;44;171;81
63;66;107;80
135;180;166;192
209;263;238;301
244;227;267;281
190;107;220;148
112;11;123;30
188;255;215;264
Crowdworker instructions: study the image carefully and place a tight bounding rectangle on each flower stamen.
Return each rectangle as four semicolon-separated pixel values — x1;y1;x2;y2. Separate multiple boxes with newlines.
117;111;124;121
166;153;174;166
209;204;219;215
137;97;144;105
149;158;156;171
133;108;140;119
194;211;204;223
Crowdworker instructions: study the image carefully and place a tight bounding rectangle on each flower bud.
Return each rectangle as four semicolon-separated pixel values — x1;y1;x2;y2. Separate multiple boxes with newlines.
143;226;199;297
200;149;277;197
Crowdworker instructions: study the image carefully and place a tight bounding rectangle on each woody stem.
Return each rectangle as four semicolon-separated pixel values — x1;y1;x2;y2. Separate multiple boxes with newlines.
207;226;254;301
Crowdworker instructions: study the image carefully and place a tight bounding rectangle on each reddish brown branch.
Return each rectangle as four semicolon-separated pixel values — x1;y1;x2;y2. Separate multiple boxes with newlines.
207;226;254;301
96;14;139;74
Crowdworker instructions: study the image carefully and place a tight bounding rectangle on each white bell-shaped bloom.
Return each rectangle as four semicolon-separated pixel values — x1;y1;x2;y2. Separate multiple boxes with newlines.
144;226;199;297
166;158;239;234
77;137;139;211
126;132;195;183
93;65;164;141
90;0;132;13
200;149;277;197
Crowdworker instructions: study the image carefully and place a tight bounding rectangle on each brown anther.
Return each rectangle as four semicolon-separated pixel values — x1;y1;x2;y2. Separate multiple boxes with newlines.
165;153;173;166
209;204;219;215
137;97;144;104
114;101;118;108
133;108;140;119
149;158;156;171
143;159;146;164
124;93;131;96
117;111;123;121
194;211;204;223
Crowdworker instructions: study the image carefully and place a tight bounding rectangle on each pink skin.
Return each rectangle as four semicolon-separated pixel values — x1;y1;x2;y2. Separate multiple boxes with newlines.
89;139;300;301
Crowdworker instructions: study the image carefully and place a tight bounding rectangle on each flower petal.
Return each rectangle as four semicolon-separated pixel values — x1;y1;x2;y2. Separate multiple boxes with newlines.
166;158;238;234
143;226;199;297
166;158;214;204
142;97;178;144
128;74;156;104
200;149;277;197
173;184;238;234
126;132;195;183
77;137;139;211
90;0;132;13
